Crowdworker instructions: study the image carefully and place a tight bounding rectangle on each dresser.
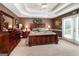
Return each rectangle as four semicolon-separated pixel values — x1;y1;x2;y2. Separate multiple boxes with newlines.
0;32;9;54
0;30;21;55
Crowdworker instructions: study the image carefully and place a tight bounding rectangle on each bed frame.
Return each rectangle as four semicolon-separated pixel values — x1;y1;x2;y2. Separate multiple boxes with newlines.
28;24;58;46
28;34;58;46
30;24;46;30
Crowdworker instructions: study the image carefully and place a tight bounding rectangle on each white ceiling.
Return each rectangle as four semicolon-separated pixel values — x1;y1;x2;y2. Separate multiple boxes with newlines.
2;3;79;18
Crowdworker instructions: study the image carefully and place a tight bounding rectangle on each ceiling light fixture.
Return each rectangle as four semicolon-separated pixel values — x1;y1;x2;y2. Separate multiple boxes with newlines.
41;3;47;9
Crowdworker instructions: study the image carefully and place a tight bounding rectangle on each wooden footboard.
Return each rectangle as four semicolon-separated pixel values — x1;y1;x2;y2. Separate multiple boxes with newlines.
28;35;58;46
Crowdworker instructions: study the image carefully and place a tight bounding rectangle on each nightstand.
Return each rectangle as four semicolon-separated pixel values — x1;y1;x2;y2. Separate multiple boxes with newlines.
22;31;30;38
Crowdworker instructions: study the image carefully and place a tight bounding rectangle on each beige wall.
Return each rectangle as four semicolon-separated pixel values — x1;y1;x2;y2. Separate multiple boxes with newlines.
19;18;53;28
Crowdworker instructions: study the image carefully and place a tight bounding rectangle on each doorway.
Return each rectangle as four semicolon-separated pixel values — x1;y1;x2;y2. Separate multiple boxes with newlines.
62;14;79;44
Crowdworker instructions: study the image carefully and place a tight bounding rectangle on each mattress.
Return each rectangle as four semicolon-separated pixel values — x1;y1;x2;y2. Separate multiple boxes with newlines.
29;31;56;36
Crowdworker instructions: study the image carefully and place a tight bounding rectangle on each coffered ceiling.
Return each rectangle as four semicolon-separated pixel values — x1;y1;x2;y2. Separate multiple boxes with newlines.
2;3;79;18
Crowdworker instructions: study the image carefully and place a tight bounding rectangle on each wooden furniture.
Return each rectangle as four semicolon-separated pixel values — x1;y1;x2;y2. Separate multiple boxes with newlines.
0;32;9;54
53;30;62;37
22;31;30;38
0;29;20;55
50;29;62;37
0;10;20;55
30;24;46;30
28;24;58;46
8;29;21;54
28;34;58;46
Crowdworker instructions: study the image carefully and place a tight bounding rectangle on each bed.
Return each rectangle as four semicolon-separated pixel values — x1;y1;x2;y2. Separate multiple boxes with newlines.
28;26;58;46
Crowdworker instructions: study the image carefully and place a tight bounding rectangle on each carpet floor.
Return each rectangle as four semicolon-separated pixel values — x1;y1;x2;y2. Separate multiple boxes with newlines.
10;38;79;56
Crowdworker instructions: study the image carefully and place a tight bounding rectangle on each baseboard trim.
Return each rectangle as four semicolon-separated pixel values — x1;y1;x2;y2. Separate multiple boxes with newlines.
62;37;79;45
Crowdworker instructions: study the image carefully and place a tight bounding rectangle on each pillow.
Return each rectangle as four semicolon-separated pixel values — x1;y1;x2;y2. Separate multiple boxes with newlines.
38;28;48;32
32;28;49;32
32;28;38;31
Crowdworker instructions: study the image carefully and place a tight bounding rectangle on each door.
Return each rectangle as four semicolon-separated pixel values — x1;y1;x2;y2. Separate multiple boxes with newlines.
75;16;79;42
62;17;74;40
62;14;79;44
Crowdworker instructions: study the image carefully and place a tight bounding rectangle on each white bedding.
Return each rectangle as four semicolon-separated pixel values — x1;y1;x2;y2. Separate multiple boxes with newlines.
29;31;56;36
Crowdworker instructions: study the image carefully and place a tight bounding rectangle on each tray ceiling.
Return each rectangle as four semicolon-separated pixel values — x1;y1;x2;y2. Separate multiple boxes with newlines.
2;3;79;18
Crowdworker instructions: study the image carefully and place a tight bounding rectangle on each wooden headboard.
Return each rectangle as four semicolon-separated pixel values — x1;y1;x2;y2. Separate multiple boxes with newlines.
30;24;46;30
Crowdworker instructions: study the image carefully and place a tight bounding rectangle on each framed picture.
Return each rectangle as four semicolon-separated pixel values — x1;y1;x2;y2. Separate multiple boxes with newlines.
33;18;42;24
